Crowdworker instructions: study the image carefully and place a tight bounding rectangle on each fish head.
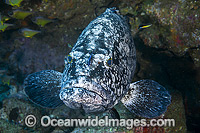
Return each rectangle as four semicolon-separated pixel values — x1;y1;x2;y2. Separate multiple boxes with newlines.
59;49;116;113
59;7;136;113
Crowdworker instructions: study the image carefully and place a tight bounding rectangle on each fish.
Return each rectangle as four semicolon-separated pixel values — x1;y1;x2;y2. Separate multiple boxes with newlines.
0;14;11;25
0;23;14;32
24;8;171;118
32;16;56;27
2;15;11;22
5;0;24;7
19;28;41;38
8;10;32;20
138;24;152;30
67;43;73;48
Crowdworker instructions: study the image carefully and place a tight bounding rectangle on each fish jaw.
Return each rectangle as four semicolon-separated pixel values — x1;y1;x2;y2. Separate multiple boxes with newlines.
59;76;111;113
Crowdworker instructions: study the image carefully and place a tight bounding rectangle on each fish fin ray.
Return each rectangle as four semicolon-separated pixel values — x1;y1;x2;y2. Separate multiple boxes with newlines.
108;108;120;119
121;79;171;118
24;70;64;108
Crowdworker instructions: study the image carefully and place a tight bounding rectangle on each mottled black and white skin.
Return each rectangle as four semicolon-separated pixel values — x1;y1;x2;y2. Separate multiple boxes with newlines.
59;8;136;113
24;8;171;118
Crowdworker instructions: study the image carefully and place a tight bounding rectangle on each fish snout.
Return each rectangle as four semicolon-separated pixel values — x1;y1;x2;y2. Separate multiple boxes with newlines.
59;76;111;113
59;87;107;113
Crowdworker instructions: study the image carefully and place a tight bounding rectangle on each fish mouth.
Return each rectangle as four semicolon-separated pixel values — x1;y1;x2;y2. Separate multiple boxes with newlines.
59;76;111;113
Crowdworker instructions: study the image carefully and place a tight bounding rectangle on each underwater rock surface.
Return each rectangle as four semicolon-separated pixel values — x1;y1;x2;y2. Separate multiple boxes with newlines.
118;0;200;67
0;96;84;132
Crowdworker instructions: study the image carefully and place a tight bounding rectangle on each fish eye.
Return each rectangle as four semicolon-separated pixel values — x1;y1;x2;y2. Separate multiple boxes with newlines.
106;58;113;67
67;55;73;63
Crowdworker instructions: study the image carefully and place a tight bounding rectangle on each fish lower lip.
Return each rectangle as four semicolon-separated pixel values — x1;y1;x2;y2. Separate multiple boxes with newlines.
60;87;107;112
65;86;105;100
62;76;110;100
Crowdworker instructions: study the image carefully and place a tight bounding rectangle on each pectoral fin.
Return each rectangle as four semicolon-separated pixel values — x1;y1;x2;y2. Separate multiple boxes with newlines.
121;80;171;118
108;108;120;119
24;70;64;108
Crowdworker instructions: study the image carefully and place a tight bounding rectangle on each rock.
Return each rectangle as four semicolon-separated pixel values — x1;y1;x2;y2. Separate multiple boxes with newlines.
117;0;200;67
9;38;66;76
0;119;26;132
189;48;200;67
0;97;42;131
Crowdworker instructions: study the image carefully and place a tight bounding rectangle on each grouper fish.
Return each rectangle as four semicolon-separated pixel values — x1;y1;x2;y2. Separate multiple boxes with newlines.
24;8;171;118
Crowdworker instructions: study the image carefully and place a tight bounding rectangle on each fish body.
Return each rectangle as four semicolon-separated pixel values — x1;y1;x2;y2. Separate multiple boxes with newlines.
32;17;55;27
138;24;152;30
24;8;171;118
0;14;10;24
9;10;32;20
60;8;136;113
19;28;41;38
67;43;73;48
5;0;23;7
0;23;14;32
2;15;11;22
